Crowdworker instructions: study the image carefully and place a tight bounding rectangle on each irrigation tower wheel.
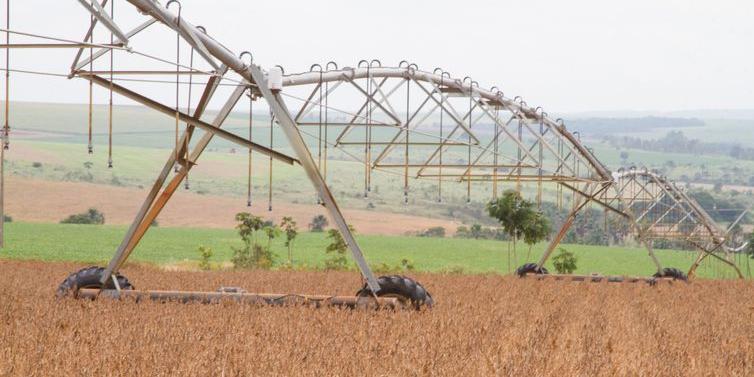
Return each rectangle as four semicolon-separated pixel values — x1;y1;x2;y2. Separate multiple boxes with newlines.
356;275;433;310
515;263;550;277
652;267;688;281
56;266;134;298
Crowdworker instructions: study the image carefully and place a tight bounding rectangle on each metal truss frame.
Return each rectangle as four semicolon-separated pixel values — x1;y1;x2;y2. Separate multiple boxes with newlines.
5;0;738;286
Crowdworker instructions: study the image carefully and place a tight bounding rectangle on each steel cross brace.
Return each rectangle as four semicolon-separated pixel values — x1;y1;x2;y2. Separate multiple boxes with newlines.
100;76;247;281
76;0;129;43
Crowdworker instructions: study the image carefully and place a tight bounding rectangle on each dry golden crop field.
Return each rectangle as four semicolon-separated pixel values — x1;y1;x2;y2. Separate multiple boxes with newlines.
1;260;753;376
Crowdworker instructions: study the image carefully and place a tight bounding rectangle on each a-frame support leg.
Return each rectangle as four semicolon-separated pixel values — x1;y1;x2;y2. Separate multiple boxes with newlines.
687;246;744;279
100;81;246;282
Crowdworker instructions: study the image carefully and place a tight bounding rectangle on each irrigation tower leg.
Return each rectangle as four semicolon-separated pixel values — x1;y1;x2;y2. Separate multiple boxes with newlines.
643;239;663;274
256;79;381;293
100;81;244;282
687;245;744;279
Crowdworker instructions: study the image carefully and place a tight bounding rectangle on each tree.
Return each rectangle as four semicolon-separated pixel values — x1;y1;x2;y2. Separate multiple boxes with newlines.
619;151;629;165
487;190;537;270
280;216;298;264
324;225;354;270
263;224;281;251
231;212;272;269
198;245;213;271
60;208;105;225
419;226;445;238
309;214;328;232
469;224;483;239
522;211;551;261
552;247;577;274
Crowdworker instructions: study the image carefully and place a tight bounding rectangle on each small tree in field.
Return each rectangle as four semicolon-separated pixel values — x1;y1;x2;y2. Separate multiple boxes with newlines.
552;247;577;274
198;246;213;271
232;212;273;269
263;223;281;250
487;190;538;270
324;226;354;270
309;214;328;232
280;216;299;264
523;211;551;262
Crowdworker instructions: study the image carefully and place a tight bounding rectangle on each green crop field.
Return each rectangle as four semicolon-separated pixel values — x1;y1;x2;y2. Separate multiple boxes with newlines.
0;222;748;279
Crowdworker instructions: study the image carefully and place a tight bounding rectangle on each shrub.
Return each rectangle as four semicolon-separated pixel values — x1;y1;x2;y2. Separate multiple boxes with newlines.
309;215;328;232
552;248;578;274
60;208;105;225
231;212;274;269
280;217;298;264
198;246;213;271
32;162;42;168
3;215;11;223
419;226;445;238
324;226;354;270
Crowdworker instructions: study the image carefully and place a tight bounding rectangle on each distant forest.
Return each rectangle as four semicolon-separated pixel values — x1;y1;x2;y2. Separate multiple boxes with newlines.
602;130;754;161
565;116;704;134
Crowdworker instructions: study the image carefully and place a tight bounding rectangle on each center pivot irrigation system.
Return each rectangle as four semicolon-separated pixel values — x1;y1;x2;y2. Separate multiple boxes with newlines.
0;1;746;309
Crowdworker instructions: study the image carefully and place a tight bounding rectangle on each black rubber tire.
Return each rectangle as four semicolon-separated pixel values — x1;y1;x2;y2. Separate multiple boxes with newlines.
56;266;133;298
515;263;549;277
356;275;433;310
652;267;688;281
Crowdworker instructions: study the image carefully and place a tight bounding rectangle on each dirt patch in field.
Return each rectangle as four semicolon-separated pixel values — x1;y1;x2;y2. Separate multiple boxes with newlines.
5;176;459;235
1;260;752;376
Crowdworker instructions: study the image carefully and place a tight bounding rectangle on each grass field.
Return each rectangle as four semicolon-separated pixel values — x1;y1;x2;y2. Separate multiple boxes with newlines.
1;222;748;279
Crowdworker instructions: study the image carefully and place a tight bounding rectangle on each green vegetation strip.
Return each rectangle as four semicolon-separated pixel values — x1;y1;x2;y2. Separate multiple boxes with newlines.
0;222;747;279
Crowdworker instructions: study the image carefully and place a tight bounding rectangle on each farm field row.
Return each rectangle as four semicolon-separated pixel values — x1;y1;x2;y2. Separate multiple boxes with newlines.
1;222;748;279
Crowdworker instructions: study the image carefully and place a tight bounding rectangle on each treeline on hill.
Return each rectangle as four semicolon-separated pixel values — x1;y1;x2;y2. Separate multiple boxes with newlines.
603;130;754;161
566;117;704;134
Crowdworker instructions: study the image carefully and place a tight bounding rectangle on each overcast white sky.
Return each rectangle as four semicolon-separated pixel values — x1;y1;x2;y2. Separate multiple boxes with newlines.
4;0;753;113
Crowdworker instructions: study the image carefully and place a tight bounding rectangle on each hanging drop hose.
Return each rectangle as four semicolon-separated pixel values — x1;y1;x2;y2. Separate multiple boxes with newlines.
536;108;545;208
435;69;445;203
87;3;93;154
491;86;502;200
310;63;323;204
357;59;369;199
3;0;9;150
167;0;181;173
184;36;196;190
240;51;253;207
247;94;253;206
107;0;114;168
324;61;337;186
463;77;474;204
367;59;379;195
268;111;274;212
403;66;411;205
